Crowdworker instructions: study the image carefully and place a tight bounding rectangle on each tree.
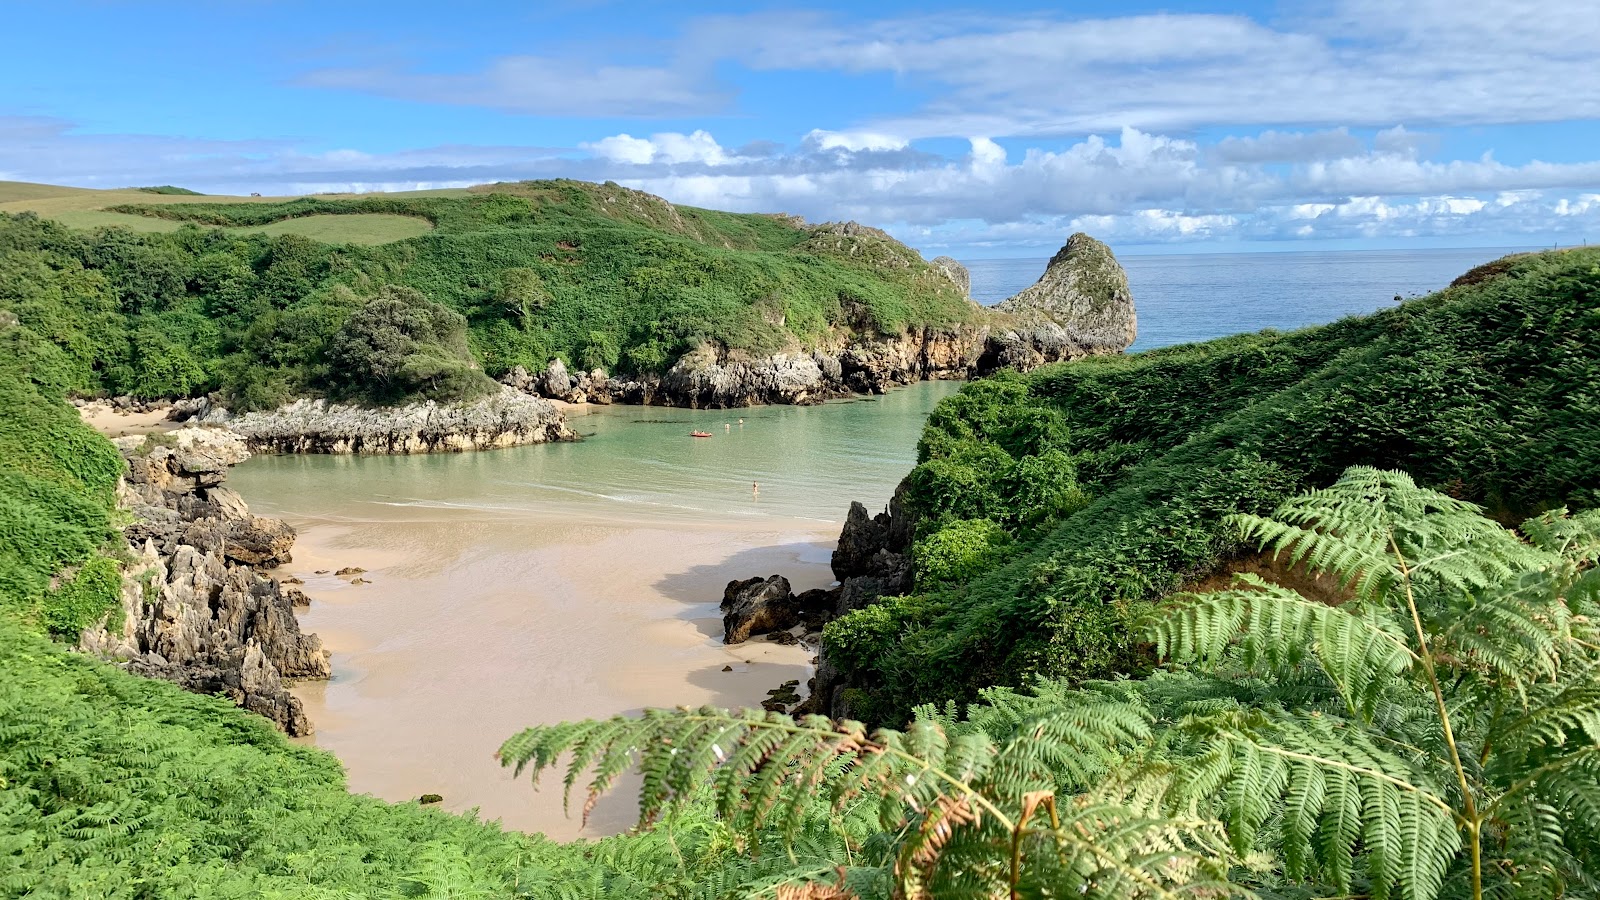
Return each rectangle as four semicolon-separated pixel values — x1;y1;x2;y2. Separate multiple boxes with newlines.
326;285;493;404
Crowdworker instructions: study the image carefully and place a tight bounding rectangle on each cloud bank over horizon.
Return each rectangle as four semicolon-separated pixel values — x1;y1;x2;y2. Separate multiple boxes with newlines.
2;0;1597;254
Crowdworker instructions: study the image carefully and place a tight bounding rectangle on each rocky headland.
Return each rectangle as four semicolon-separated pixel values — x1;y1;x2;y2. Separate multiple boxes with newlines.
174;387;576;454
79;428;329;734
503;232;1137;411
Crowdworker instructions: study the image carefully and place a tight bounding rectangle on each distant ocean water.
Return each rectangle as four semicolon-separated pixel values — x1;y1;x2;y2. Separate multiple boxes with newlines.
964;247;1537;351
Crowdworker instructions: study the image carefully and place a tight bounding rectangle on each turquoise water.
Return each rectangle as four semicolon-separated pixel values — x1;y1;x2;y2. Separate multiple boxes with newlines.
232;381;962;527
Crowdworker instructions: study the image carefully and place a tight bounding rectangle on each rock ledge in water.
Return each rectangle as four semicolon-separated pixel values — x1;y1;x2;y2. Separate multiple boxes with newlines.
225;388;576;454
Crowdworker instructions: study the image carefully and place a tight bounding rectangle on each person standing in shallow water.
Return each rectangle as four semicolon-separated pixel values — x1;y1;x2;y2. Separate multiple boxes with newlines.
752;481;759;497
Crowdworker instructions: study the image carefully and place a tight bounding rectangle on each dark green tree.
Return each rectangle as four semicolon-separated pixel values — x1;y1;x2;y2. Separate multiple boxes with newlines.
326;285;493;403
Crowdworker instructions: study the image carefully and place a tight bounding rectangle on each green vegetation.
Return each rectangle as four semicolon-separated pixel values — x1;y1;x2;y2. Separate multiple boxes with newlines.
0;324;123;635
824;246;1600;723
0;178;973;409
515;468;1600;899
3;223;1595;897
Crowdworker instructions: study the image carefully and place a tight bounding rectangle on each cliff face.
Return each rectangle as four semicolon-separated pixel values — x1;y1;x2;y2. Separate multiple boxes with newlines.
503;233;1136;410
80;428;329;735
216;388;576;454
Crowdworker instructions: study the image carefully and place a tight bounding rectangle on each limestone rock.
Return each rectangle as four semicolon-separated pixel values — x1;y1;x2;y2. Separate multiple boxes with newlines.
660;344;836;408
540;359;574;397
720;574;797;644
79;428;330;735
226;388;576;454
833;501;891;579
979;233;1136;374
931;256;971;298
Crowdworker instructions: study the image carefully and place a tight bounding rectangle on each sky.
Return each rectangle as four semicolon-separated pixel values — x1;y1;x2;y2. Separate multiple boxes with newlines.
3;0;1599;256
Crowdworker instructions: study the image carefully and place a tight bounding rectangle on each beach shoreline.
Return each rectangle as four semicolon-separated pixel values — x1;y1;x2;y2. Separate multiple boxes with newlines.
277;512;832;838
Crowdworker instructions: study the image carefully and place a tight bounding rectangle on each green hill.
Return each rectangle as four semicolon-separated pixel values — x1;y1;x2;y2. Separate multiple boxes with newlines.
818;245;1600;723
0;179;977;409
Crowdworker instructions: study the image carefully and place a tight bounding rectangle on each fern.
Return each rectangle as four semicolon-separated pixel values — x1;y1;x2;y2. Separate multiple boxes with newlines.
501;704;1241;898
1145;466;1600;900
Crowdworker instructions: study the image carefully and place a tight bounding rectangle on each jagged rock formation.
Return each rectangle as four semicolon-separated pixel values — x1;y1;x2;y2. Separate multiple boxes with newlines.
977;233;1137;374
720;575;838;646
504;325;989;410
931;256;971;298
79;428;329;735
218;388;576;453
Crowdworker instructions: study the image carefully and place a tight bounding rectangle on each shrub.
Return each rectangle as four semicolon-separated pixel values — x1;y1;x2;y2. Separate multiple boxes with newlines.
326;285;494;404
912;518;1013;585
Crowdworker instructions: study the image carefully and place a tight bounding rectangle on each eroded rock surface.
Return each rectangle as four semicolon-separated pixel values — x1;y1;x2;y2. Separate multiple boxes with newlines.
978;233;1137;373
80;428;329;735
931;256;971;299
224;388;576;454
721;575;797;644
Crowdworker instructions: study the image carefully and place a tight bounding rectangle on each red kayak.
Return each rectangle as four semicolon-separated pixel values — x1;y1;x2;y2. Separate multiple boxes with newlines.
690;431;713;438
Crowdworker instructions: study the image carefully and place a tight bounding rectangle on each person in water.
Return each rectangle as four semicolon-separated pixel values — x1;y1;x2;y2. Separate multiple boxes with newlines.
752;481;759;496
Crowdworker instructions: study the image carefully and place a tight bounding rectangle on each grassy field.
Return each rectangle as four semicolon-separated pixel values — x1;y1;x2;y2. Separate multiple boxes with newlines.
0;181;440;244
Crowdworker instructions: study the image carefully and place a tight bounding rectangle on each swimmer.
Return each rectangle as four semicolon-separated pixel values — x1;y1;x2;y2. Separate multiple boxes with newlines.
752;481;759;496
738;418;745;426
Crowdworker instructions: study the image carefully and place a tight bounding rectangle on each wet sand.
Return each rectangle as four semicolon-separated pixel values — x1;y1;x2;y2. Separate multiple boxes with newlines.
278;511;831;839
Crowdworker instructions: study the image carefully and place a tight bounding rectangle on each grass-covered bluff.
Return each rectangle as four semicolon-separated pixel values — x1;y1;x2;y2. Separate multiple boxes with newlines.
0;178;980;410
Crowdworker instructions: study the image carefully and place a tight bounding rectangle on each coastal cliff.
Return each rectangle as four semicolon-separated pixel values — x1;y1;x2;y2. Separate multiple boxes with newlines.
79;428;329;734
503;232;1137;410
187;388;576;454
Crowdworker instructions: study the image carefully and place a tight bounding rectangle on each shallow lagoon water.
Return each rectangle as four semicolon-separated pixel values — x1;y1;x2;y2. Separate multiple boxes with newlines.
229;382;961;837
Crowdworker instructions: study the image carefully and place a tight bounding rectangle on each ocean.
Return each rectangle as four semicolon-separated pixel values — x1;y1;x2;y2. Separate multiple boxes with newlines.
965;246;1535;351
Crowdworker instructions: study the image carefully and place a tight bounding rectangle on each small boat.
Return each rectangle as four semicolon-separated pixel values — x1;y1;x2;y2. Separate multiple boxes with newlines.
690;431;713;438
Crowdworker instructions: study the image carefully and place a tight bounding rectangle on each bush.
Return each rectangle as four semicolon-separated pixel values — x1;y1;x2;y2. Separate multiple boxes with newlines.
912;518;1013;585
326;285;494;404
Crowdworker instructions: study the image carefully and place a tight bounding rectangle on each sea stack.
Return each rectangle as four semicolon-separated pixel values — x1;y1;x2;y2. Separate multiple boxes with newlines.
977;233;1137;373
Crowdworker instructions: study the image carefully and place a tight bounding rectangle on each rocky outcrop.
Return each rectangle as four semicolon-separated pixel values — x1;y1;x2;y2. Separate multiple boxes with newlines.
221;388;576;454
977;233;1137;374
791;492;919;718
722;575;798;644
931;256;971;299
720;575;839;645
505;325;990;410
80;428;329;735
499;233;1132;411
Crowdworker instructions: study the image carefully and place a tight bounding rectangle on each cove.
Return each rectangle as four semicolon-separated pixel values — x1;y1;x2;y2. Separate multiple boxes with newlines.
227;381;961;839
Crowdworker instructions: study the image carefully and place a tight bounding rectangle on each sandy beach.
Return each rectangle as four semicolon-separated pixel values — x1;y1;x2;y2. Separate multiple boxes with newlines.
277;512;831;839
77;403;173;437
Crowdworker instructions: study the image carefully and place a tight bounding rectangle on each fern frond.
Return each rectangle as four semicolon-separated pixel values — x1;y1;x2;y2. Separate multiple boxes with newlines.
1175;709;1460;900
1151;573;1415;719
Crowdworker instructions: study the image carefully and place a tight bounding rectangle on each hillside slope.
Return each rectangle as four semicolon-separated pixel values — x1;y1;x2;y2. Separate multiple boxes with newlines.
812;246;1600;722
1;179;1139;413
0;180;988;410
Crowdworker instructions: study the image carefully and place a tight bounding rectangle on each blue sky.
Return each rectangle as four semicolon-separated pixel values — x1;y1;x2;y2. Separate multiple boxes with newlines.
3;0;1599;255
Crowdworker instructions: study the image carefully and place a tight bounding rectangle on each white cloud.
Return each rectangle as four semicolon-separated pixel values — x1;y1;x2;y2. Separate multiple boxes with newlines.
802;130;909;153
5;116;1598;252
583;130;729;166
